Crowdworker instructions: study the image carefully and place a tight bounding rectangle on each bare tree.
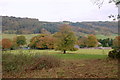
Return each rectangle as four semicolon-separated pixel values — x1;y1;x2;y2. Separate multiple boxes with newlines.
91;0;119;20
91;0;118;8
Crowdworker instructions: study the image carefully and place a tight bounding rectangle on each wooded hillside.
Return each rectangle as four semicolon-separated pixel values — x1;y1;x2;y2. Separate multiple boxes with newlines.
2;16;118;36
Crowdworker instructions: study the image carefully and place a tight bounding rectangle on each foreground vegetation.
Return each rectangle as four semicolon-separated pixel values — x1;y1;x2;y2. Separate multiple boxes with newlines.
2;49;118;78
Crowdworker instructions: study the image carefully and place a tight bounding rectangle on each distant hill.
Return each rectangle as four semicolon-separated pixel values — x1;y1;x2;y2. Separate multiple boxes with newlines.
1;16;118;36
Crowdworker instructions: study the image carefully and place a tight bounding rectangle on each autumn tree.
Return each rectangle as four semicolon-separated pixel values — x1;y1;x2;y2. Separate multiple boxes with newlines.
36;36;55;49
29;34;55;49
78;36;87;48
16;36;26;47
11;37;19;50
86;34;98;47
2;38;13;50
54;24;77;54
113;36;120;49
29;34;48;49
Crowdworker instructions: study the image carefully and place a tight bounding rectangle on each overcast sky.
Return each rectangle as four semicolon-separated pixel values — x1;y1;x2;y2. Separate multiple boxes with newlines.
0;0;118;22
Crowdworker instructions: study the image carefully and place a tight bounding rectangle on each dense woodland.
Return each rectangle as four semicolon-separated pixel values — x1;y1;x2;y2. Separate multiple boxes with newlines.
2;16;118;36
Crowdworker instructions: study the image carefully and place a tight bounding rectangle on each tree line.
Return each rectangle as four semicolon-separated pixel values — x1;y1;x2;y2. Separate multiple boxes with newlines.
1;24;120;54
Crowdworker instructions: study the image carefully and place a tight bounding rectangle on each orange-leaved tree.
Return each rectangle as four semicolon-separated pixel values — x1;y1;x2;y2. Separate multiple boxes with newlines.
36;36;55;49
78;36;87;48
2;38;13;50
29;34;55;49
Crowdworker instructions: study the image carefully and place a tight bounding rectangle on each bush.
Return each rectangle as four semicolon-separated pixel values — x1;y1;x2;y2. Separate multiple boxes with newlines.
113;36;120;49
27;55;61;70
2;52;34;73
3;52;61;73
108;49;120;59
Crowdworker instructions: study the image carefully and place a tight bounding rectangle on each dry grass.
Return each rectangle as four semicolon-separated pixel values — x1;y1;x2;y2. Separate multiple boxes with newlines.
3;58;118;78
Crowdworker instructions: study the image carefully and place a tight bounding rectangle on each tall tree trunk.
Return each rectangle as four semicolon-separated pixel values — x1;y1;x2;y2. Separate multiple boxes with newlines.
63;50;66;54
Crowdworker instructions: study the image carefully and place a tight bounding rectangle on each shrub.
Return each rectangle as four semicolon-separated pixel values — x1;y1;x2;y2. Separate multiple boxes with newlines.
27;55;61;70
113;36;120;49
2;52;34;73
108;36;120;58
108;49;120;59
3;52;61;73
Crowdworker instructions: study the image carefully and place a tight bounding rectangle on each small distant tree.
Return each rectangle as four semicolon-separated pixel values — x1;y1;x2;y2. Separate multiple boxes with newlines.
16;36;26;47
29;36;38;49
10;37;19;50
86;34;98;47
2;38;13;50
54;24;77;54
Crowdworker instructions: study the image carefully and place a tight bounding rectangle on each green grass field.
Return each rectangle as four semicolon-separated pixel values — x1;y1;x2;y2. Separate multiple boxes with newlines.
95;34;117;39
3;49;111;59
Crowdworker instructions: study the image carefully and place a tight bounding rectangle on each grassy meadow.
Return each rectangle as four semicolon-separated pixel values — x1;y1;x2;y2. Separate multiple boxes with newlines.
3;49;111;59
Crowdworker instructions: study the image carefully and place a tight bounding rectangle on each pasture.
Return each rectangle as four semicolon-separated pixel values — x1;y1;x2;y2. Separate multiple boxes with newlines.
3;49;111;59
